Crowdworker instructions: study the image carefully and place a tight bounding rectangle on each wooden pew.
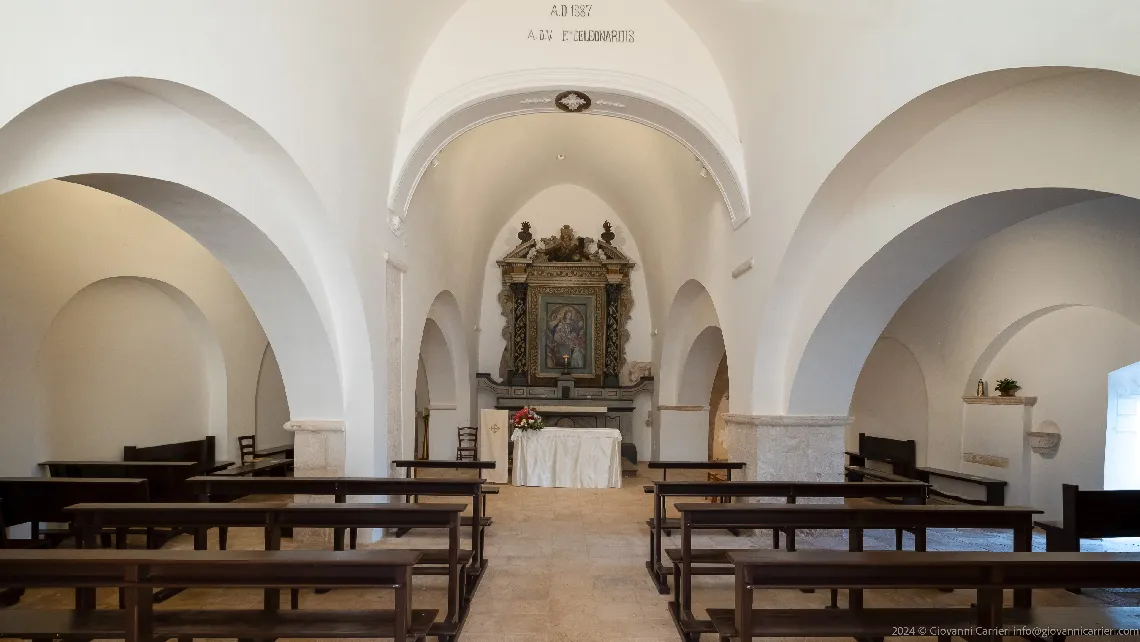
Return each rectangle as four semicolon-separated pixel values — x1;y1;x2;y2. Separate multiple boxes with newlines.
643;480;929;594
1037;483;1140;552
123;435;216;465
64;501;470;637
915;465;1007;505
41;460;230;503
844;432;918;482
212;457;293;477
712;551;1140;642
668;502;1041;641
391;459;500;524
186;475;489;575
0;477;149;548
647;460;746;481
0;548;434;642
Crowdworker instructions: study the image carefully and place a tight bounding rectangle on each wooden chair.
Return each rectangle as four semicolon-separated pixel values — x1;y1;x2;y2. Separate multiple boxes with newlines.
456;426;478;462
237;435;256;464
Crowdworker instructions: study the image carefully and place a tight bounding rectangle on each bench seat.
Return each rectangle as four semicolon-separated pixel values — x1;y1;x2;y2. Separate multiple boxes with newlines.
707;606;1140;640
845;466;914;483
0;608;439;639
645;517;681;529
665;548;750;565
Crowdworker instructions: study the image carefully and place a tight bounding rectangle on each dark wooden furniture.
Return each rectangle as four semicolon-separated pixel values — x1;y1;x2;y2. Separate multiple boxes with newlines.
644;480;930;594
64;501;469;635
213;457;293;477
186;476;489;573
123;435;216;466
456;426;478;461
669;502;1040;641
648;460;746;481
713;551;1140;642
0;548;434;642
1036;483;1140;552
0;477;149;548
845;432;917;481
237;435;256;464
256;443;295;459
41;460;229;504
392;458;497;481
915;465;1007;505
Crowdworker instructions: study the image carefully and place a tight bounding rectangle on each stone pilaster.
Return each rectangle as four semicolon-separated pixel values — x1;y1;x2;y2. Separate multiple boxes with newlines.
284;420;346;546
723;414;851;492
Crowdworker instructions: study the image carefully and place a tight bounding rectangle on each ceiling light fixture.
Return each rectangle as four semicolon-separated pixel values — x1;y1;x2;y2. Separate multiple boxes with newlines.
557;154;566;160
431;158;440;168
699;166;709;178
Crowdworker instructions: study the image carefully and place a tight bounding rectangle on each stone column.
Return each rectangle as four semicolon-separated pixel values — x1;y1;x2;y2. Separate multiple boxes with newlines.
284;420;346;546
723;414;851;491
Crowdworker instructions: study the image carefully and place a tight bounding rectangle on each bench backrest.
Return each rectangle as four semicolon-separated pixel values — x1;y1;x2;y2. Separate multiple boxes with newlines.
0;548;420;588
857;433;917;478
65;502;467;531
187;476;483;498
124;436;215;465
0;478;148;528
1064;483;1140;538
652;480;928;501
675;502;1038;529
44;461;202;502
728;550;1140;590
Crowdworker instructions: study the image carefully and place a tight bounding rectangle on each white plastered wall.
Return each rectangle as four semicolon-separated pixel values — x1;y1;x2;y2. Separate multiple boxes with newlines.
255;344;292;450
0;181;271;474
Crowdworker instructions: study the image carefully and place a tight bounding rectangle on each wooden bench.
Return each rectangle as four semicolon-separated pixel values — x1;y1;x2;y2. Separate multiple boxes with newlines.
712;550;1140;642
0;477;149;549
212;457;293;477
1036;483;1140;553
845;432;917;477
391;459;500;525
64;501;471;637
644;480;929;594
647;460;746;481
915;465;1007;505
41;460;231;502
668;502;1040;641
255;442;295;459
0;548;433;642
186;475;490;573
123;435;218;466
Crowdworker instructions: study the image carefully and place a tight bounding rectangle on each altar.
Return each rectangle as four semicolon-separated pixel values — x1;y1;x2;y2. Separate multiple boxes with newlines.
511;427;622;489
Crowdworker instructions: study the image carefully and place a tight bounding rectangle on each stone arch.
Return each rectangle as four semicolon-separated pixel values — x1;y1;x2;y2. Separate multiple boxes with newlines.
0;77;378;471
963;305;1080;397
772;69;1140;417
413;291;472;460
657;279;723;460
659;280;722;406
389;0;746;230
37;276;227;461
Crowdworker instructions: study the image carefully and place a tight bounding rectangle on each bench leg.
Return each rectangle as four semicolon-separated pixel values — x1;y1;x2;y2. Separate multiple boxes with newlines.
350;528;358;550
219;526;229;550
290;588;299;610
895;528;903;550
772;528;780;549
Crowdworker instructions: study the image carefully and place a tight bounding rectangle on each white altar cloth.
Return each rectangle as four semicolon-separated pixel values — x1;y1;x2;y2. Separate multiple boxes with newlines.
511;427;622;489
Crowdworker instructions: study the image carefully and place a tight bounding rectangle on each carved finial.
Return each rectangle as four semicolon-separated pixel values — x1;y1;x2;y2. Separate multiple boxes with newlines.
518;221;532;243
601;220;615;244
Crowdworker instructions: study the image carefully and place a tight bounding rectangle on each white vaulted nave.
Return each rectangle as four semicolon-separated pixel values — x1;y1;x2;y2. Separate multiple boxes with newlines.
8;1;1140;640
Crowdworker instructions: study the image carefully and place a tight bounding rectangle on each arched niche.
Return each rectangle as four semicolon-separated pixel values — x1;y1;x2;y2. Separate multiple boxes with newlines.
849;336;929;460
255;342;291;451
411;291;471;461
657;279;723;460
37;276;226;462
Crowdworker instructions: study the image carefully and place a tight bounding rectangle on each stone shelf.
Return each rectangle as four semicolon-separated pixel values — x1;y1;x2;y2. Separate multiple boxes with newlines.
962;396;1037;406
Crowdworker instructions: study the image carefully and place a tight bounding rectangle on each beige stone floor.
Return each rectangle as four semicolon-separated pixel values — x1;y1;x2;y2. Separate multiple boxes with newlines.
3;465;1116;641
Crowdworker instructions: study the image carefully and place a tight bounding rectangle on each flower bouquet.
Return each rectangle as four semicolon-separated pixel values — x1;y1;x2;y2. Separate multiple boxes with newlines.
509;406;545;441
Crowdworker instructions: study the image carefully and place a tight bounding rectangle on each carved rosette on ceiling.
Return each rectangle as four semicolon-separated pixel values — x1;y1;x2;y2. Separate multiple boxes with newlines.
497;222;636;387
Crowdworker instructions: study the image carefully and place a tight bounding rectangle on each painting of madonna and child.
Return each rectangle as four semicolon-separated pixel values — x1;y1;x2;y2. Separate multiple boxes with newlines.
539;295;595;376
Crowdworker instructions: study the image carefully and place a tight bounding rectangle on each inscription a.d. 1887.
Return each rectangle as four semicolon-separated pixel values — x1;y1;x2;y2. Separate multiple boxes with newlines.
527;4;636;43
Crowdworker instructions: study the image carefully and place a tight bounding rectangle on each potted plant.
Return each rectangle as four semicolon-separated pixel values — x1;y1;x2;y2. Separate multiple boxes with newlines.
994;378;1021;397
